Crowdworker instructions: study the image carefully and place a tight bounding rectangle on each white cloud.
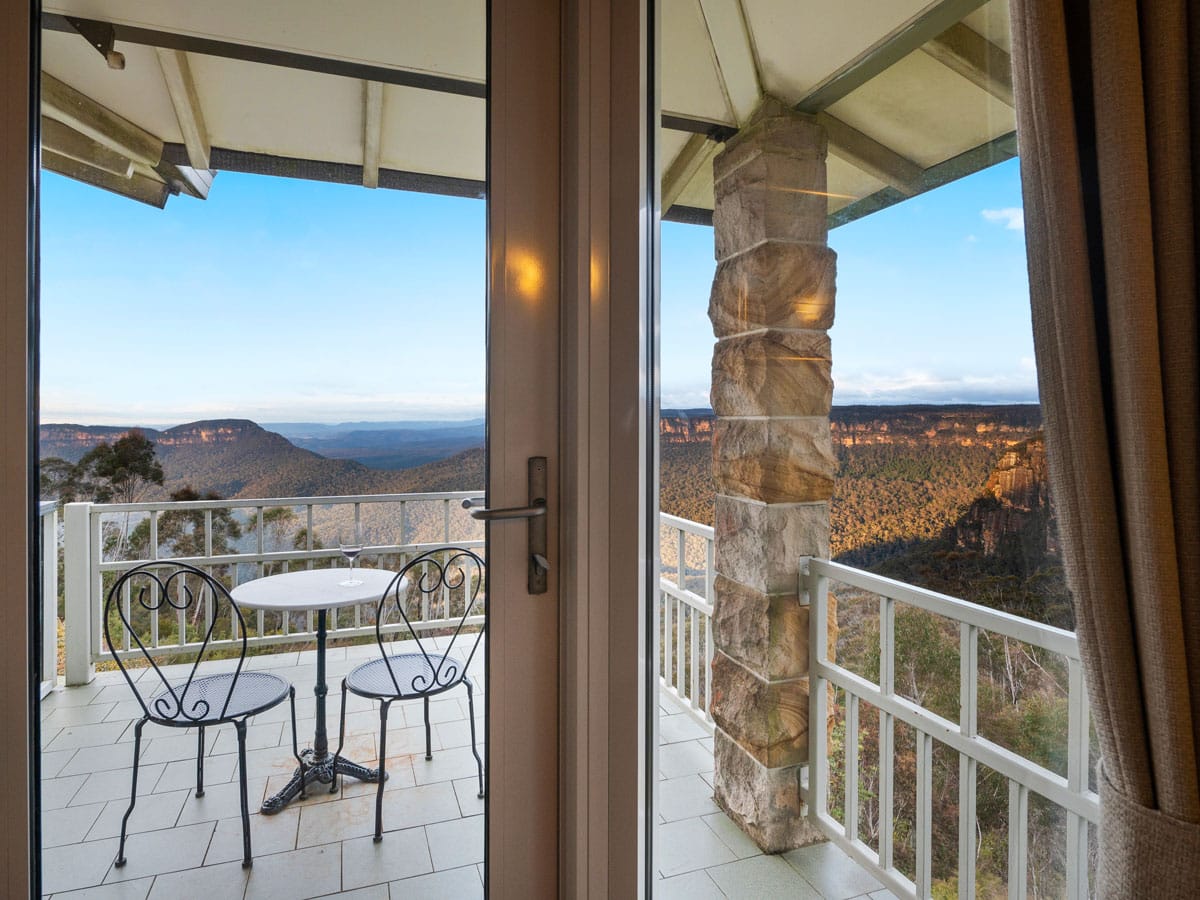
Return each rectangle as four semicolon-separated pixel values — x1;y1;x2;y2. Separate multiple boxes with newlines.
981;207;1025;232
833;368;1039;406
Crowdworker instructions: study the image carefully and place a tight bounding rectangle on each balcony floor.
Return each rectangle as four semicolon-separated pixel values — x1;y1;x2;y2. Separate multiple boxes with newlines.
40;644;889;899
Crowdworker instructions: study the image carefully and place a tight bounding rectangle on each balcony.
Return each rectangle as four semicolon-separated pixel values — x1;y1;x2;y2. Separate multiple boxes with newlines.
39;493;1097;898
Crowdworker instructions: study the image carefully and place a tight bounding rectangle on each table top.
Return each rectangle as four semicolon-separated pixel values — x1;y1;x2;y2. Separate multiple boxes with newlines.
230;567;399;611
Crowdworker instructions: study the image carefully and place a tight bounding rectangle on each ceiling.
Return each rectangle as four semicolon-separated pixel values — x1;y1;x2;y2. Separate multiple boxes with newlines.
40;0;1016;226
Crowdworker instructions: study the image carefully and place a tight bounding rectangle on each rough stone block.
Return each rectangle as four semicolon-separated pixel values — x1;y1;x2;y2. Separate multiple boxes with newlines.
713;727;822;852
710;650;808;769
713;154;828;259
711;330;832;418
714;496;829;594
714;96;827;181
712;575;808;680
713;417;836;504
709;242;836;336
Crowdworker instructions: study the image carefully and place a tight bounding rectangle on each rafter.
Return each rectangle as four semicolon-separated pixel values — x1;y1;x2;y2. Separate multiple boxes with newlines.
41;115;133;179
696;0;761;125
362;81;384;189
155;48;211;169
796;0;989;113
42;149;168;208
920;22;1013;107
41;72;163;168
817;113;923;196
662;133;718;212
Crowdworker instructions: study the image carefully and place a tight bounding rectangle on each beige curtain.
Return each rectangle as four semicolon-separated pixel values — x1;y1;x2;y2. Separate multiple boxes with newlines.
1009;0;1200;895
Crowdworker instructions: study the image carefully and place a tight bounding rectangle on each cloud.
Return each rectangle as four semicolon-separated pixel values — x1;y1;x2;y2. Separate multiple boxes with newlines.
981;207;1025;232
833;368;1040;406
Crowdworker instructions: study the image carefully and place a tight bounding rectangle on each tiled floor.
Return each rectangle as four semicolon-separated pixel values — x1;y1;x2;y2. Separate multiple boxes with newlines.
40;643;888;898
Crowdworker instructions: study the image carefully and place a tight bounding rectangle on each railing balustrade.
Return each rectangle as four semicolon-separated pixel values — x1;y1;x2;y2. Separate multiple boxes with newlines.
63;492;484;683
802;557;1098;900
39;501;60;696
657;513;715;730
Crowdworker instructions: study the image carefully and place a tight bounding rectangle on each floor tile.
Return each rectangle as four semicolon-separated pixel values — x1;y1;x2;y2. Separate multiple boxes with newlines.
314;886;387;900
451;777;485;818
42;801;105;847
154;755;236;793
297;793;377;848
654;869;726;900
410;746;484;787
48;876;154;900
103;821;215;882
242;843;342;900
706;855;822;899
146;860;249;900
425;814;483;870
44;702;119;730
782;841;884;899
700;812;764;860
174;777;268;825
41;773;87;810
659;774;719;822
656;817;736;878
45;721;132;753
341;827;433;889
205;809;301;866
71;764;166;807
87;790;188;840
41;838;120;894
388;864;483;899
378;782;462;833
59;743;144;778
660;713;711;745
659;739;716;779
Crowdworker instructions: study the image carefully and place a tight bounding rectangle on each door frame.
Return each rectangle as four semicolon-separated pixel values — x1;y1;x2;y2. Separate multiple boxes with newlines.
1;0;656;894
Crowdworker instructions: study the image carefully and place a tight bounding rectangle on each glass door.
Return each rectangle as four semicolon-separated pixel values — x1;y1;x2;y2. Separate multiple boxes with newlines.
24;0;562;895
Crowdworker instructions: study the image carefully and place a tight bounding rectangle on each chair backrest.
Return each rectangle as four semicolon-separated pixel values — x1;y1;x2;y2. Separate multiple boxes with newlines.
104;561;249;722
374;546;486;695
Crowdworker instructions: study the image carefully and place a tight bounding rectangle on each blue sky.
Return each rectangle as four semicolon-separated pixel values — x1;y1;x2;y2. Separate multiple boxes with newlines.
40;157;1034;426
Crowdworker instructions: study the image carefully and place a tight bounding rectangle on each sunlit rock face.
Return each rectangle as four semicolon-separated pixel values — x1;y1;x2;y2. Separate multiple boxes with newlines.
955;434;1059;558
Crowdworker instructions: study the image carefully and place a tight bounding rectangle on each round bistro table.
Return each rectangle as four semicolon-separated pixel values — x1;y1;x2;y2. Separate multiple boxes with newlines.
231;567;400;814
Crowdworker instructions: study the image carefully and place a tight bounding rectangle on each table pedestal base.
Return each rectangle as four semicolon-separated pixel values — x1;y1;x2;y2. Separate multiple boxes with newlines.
260;749;384;815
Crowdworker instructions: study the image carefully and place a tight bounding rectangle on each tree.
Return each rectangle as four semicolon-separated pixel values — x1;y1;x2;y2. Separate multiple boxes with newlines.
127;486;243;560
39;456;83;502
76;430;164;504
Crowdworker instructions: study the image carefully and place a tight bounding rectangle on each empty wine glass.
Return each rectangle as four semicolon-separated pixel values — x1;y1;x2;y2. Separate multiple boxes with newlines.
338;533;364;587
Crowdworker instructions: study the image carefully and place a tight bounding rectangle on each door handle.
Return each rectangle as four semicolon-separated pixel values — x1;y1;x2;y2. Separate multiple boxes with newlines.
463;456;549;594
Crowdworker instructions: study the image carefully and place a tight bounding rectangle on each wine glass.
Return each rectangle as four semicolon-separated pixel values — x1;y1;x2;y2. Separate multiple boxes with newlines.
338;534;364;587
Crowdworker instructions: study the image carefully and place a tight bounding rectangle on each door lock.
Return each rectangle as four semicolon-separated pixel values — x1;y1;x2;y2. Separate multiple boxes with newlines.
462;456;549;594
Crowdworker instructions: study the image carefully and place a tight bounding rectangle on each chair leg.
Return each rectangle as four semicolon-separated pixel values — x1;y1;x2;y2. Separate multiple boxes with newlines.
115;717;148;868
423;695;432;761
466;681;484;799
195;724;205;798
235;719;253;868
374;700;391;842
331;679;348;794
288;685;307;800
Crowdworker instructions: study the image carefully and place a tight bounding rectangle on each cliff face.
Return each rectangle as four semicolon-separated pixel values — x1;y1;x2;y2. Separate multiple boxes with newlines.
659;410;714;444
954;434;1059;559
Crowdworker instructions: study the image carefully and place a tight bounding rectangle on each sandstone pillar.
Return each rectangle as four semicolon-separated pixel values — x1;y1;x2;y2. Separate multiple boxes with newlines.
707;96;834;852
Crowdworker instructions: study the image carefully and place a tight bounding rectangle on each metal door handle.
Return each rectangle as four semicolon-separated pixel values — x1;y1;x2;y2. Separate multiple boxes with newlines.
462;498;546;521
463;457;550;594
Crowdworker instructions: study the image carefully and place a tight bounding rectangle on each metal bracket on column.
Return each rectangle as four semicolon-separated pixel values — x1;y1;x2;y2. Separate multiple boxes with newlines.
462;456;549;594
66;17;126;70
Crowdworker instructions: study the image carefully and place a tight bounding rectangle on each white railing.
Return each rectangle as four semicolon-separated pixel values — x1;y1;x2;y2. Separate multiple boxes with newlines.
39;501;60;696
802;557;1097;900
64;491;484;683
658;513;715;730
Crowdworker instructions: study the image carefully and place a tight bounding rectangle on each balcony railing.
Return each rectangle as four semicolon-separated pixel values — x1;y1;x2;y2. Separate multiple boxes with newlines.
39;500;60;697
52;492;1095;896
802;557;1098;900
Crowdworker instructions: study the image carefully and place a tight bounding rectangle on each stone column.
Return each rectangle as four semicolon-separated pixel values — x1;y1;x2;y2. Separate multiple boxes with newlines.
707;96;835;852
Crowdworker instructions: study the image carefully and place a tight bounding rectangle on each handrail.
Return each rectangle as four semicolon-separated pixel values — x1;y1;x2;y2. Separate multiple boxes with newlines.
802;556;1096;900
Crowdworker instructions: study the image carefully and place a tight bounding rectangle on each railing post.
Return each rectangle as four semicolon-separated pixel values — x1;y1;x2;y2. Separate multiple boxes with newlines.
40;504;60;692
803;557;829;819
64;502;95;685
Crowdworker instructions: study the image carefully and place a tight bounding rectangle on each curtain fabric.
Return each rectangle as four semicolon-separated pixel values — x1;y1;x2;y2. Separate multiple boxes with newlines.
1009;0;1200;895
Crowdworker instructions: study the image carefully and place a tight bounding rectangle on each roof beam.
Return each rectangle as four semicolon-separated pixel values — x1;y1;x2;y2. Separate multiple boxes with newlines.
817;113;923;196
41;72;163;168
42;149;168;208
920;22;1013;107
662;133;719;212
696;0;761;125
40;115;133;178
796;0;990;113
155;48;211;169
362;81;384;189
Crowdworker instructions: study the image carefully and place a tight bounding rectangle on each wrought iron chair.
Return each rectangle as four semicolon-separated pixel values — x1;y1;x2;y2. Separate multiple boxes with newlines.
103;562;302;869
333;546;486;842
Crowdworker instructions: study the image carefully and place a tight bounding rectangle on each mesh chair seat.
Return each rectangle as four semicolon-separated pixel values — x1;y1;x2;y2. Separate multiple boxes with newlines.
345;652;466;699
148;671;291;724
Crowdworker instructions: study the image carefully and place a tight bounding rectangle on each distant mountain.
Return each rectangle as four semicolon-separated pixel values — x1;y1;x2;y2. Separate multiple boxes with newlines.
279;423;485;470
